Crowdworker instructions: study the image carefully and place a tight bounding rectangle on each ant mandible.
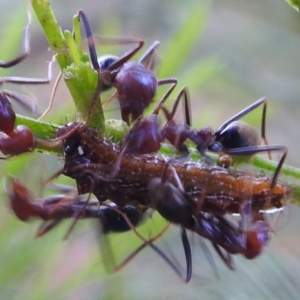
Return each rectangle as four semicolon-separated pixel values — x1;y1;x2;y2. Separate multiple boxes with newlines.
76;10;177;124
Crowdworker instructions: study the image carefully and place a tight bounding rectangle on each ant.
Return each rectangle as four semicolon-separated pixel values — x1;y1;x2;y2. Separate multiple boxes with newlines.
119;89;284;160
0;11;53;157
76;10;178;124
109;86;287;183
147;158;279;271
7;178;188;281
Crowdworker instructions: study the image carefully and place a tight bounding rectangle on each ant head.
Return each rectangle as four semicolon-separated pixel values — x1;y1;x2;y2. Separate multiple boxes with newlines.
243;220;269;259
6;178;34;222
56;123;84;157
63;135;82;155
97;55;119;71
97;55;119;92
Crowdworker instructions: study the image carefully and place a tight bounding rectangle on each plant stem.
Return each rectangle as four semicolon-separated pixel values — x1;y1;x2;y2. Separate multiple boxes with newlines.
31;0;105;130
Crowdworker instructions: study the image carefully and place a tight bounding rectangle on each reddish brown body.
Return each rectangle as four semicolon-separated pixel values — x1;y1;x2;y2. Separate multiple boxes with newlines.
58;122;290;214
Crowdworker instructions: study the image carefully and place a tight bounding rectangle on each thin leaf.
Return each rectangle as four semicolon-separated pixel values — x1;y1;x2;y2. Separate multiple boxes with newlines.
159;3;211;78
285;0;300;11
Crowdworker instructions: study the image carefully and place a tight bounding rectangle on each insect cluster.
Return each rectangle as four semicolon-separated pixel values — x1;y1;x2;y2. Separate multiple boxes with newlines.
1;8;291;282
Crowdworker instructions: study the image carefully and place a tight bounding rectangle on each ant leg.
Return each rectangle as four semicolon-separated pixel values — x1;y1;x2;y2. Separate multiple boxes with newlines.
1;90;39;115
75;10;105;122
181;226;192;282
139;40;160;70
0;55;54;86
63;190;94;240
270;146;287;190
76;10;144;121
76;10;144;73
212;242;234;270
154;78;178;112
110;214;191;282
36;219;63;237
217;97;267;135
167;87;191;126
108;205;186;281
76;10;99;71
0;55;55;121
160;87;192;153
149;162;196;281
257;145;288;211
0;11;31;68
112;222;171;273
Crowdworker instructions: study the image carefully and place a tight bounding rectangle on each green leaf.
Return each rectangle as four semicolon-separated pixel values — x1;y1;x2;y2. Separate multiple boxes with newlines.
285;0;300;11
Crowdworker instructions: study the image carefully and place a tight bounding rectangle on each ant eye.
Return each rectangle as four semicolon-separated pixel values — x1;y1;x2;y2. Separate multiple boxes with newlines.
64;136;83;155
98;55;118;71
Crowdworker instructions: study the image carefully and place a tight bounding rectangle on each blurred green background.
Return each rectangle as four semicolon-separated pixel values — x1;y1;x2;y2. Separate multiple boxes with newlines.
0;0;300;299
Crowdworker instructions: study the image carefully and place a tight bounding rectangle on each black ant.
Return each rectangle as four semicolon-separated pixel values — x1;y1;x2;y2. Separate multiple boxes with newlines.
0;11;53;157
76;10;178;124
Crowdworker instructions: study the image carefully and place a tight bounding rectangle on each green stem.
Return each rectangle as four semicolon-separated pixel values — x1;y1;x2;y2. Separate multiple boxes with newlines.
31;0;70;69
31;0;105;130
15;114;300;205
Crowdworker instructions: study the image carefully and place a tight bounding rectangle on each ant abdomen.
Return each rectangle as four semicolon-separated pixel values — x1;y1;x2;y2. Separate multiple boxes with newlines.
215;120;261;149
148;178;194;228
100;205;146;234
8;178;35;222
116;62;157;123
0;94;16;135
121;114;162;154
0;95;35;156
0;125;35;156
